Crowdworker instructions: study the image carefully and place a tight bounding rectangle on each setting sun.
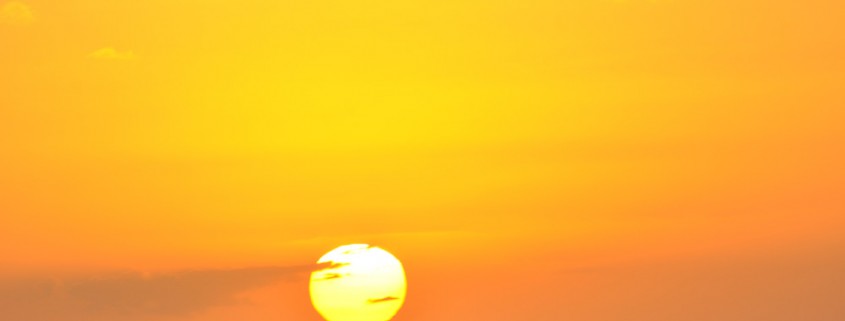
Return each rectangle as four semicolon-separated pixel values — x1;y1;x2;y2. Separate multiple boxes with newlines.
310;245;406;321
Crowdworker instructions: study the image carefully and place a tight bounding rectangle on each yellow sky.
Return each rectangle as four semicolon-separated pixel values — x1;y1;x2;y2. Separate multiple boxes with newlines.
1;0;844;320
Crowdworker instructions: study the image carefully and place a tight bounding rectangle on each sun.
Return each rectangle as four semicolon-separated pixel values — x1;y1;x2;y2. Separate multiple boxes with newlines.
309;244;407;321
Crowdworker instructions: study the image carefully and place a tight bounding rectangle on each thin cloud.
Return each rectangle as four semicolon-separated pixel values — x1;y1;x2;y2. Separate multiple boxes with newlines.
89;47;136;61
314;272;347;282
312;262;350;282
367;296;400;304
0;265;316;321
313;262;349;272
0;1;34;25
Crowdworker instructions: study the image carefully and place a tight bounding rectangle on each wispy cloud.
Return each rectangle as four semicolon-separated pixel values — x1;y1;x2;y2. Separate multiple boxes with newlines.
313;272;347;282
89;47;136;61
0;1;34;25
0;265;316;321
314;262;349;272
367;296;400;304
311;262;350;281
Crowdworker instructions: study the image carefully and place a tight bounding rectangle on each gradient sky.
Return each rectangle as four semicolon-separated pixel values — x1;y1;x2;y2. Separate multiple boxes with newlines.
1;0;844;320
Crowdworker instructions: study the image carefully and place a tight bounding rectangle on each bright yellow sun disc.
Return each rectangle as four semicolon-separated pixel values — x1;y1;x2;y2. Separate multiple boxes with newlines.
309;244;407;321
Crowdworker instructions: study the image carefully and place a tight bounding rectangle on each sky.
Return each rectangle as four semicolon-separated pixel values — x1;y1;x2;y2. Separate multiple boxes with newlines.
1;0;844;320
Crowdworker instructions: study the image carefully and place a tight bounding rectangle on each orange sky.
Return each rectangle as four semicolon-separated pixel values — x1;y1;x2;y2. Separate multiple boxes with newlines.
1;0;844;320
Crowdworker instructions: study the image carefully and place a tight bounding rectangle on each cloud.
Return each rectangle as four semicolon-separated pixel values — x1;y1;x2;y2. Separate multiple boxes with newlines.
311;262;350;281
313;262;349;272
0;265;316;321
89;47;136;60
314;272;347;282
0;1;34;25
367;296;400;304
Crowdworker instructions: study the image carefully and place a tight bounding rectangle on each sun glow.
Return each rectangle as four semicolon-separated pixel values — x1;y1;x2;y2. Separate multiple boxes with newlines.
310;244;407;321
